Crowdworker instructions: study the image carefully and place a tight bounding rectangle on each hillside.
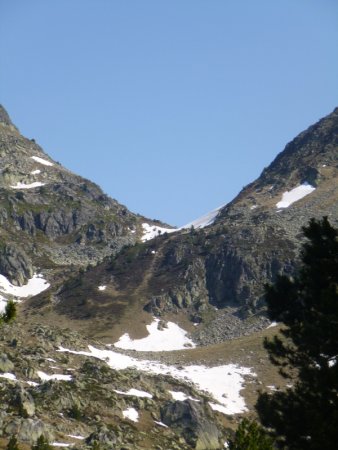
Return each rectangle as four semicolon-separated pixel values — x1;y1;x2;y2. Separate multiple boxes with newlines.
25;108;338;344
0;105;171;310
0;105;337;449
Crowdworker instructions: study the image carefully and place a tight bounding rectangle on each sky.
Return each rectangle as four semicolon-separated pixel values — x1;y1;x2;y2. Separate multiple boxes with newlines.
1;1;337;226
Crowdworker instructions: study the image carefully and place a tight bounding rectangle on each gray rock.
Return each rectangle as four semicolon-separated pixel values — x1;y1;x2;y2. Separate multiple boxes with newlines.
161;400;221;450
5;418;53;443
86;424;117;448
0;354;14;373
14;386;35;417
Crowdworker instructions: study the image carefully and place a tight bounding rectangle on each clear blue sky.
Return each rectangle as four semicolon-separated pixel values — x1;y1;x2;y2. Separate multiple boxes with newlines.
1;1;337;226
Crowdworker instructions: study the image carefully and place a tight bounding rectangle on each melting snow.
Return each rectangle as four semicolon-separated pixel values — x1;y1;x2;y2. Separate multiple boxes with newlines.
31;169;41;175
0;373;17;381
181;205;223;229
67;435;85;440
98;285;106;291
31;156;54;166
37;371;72;382
154;421;169;428
123;407;139;422
58;345;255;415
169;391;199;402
114;388;153;398
0;273;50;298
10;182;45;189
141;223;176;242
51;444;71;448
114;317;196;351
266;321;277;329
276;184;316;209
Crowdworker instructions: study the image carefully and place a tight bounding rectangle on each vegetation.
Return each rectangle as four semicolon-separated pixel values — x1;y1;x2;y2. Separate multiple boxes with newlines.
31;435;52;450
6;436;20;450
0;300;17;324
228;419;274;450
256;217;338;449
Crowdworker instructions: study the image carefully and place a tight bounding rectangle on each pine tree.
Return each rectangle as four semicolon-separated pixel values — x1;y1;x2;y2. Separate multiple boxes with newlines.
6;436;20;450
3;300;17;323
256;217;338;449
228;419;274;449
31;436;52;450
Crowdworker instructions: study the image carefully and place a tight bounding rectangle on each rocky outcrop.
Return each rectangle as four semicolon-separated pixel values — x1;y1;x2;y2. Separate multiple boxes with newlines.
0;244;34;285
0;353;14;372
161;400;222;449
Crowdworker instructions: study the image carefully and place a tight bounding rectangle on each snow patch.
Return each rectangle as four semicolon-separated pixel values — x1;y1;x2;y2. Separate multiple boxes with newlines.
37;371;72;382
141;223;176;242
181;205;223;229
31;156;54;166
114;317;195;351
276;184;315;209
169;391;199;402
266;321;277;329
98;285;106;291
10;182;45;189
0;273;50;298
0;373;17;381
114;388;153;398
154;421;169;428
123;407;139;422
67;435;85;440
51;443;71;448
30;169;41;175
59;345;255;415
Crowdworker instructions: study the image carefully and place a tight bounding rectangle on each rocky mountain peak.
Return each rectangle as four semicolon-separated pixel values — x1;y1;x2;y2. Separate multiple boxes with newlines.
0;104;15;128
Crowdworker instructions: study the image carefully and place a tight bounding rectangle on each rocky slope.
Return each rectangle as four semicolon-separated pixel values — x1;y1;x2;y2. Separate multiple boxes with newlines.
1;104;336;449
0;105;170;291
26;107;338;344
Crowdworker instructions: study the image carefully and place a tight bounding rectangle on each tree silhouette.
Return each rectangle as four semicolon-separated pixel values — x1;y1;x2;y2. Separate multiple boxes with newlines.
256;217;338;449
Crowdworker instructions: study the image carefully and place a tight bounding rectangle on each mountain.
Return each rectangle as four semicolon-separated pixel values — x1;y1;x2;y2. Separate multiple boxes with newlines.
25;107;338;344
0;105;337;449
0;104;172;295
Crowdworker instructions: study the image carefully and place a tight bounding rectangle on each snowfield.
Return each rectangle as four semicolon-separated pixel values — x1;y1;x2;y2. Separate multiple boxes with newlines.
114;317;196;351
37;371;72;382
0;273;50;298
30;155;54;166
10;181;45;189
58;345;255;415
114;388;153;398
181;205;223;229
123;407;139;422
141;223;176;242
142;205;224;242
276;183;316;208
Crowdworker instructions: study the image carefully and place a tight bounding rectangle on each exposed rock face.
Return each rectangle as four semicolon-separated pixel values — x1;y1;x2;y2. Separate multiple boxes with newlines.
0;353;14;372
0;244;34;286
4;418;53;443
161;400;222;449
0;105;169;286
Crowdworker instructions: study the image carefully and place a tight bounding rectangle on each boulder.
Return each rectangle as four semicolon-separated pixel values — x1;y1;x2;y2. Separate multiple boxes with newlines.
0;354;14;373
161;400;221;450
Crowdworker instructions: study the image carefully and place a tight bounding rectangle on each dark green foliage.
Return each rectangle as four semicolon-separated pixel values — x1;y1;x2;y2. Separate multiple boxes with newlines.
256;217;338;449
3;300;17;323
6;435;20;450
0;300;17;324
68;403;82;420
228;419;274;449
31;436;52;450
